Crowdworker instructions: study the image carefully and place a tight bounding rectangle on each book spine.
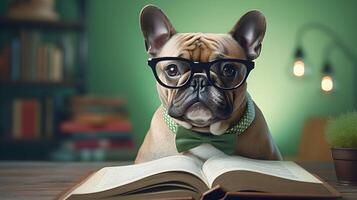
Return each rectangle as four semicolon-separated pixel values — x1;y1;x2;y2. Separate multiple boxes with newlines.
34;100;41;139
103;121;132;132
43;45;48;81
74;140;106;149
11;39;20;81
68;132;132;140
20;31;28;81
40;46;46;81
53;95;65;137
1;100;12;140
37;45;43;81
110;139;135;149
34;32;41;81
12;99;22;140
29;31;37;81
73;139;134;150
60;121;132;133
21;100;34;139
52;46;63;82
0;46;10;81
45;97;54;139
47;44;53;81
61;35;74;81
71;96;127;107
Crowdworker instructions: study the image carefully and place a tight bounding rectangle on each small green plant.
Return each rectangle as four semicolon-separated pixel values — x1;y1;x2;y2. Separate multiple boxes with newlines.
326;112;357;148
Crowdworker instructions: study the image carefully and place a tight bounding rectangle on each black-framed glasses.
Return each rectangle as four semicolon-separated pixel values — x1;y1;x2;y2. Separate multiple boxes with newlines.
148;57;255;90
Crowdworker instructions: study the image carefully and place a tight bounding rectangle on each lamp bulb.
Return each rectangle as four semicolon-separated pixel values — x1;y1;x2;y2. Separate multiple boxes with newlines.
321;75;334;92
293;60;305;77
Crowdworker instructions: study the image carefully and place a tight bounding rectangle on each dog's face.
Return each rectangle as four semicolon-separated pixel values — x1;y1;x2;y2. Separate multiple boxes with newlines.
140;5;266;135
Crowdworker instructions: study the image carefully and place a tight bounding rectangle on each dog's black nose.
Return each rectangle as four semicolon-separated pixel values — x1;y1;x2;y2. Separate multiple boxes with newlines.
190;74;210;90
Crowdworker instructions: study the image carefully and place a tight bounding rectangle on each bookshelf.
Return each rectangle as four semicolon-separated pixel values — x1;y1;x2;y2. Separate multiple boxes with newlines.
0;18;84;31
0;0;87;160
0;140;58;160
0;80;81;87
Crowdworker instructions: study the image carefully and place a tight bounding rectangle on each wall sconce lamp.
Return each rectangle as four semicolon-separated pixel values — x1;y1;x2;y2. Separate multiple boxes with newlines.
292;47;305;77
292;23;357;100
320;62;334;93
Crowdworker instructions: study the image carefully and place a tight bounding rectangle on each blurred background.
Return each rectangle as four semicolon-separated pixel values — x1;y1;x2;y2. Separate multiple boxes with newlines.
0;0;356;161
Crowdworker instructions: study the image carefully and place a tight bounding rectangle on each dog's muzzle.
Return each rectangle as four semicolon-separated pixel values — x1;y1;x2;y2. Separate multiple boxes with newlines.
168;74;233;125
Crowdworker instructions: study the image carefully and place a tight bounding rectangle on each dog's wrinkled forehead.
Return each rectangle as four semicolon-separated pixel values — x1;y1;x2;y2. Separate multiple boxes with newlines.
158;33;246;62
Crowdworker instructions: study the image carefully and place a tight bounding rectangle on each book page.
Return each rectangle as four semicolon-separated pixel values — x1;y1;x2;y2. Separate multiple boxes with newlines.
72;155;207;195
202;155;322;188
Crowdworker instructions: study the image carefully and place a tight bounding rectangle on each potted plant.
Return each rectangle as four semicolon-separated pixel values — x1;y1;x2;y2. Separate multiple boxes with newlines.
325;112;357;185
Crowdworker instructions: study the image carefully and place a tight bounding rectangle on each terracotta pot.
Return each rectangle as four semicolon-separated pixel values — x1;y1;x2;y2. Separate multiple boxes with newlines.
331;148;357;185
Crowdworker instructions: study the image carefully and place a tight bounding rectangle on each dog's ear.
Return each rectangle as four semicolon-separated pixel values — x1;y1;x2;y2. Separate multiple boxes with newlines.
140;5;176;56
230;10;266;60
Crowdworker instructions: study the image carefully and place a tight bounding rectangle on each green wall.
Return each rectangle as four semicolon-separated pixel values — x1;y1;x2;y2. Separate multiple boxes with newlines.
88;0;357;157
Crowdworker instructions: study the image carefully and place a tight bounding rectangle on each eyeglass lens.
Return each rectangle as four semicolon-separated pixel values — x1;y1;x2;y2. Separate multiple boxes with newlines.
154;60;248;89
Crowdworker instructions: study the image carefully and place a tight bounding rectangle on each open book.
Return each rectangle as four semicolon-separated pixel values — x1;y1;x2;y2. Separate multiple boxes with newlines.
60;155;340;200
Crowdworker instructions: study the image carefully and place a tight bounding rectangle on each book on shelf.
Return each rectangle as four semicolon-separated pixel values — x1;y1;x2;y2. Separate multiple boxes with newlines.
70;96;127;107
59;155;340;200
44;97;55;139
7;0;59;21
0;31;76;83
72;139;134;150
60;121;132;133
11;99;22;139
20;99;40;139
65;132;132;140
62;36;75;81
51;142;136;162
4;97;56;140
20;31;64;82
0;45;11;81
0;100;12;139
11;39;20;81
51;135;135;162
12;98;40;139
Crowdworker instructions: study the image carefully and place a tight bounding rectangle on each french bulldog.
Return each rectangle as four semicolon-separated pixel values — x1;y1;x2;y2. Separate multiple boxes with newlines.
135;5;282;163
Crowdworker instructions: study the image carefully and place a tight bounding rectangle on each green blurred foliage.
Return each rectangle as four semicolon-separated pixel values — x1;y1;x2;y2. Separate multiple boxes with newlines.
326;112;357;148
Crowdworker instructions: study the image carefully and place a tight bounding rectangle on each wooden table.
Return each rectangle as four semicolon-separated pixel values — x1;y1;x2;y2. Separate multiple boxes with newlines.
0;161;356;200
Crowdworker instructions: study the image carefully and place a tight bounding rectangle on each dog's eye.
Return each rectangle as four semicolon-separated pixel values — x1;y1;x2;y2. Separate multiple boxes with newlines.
221;64;237;77
165;64;179;77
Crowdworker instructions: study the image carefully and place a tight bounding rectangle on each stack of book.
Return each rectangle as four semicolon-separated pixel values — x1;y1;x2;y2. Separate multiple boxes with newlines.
0;32;74;82
53;96;135;161
1;97;56;141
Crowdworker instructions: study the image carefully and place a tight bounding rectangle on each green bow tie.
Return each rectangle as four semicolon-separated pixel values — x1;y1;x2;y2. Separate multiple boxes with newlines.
162;93;255;155
175;126;237;154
